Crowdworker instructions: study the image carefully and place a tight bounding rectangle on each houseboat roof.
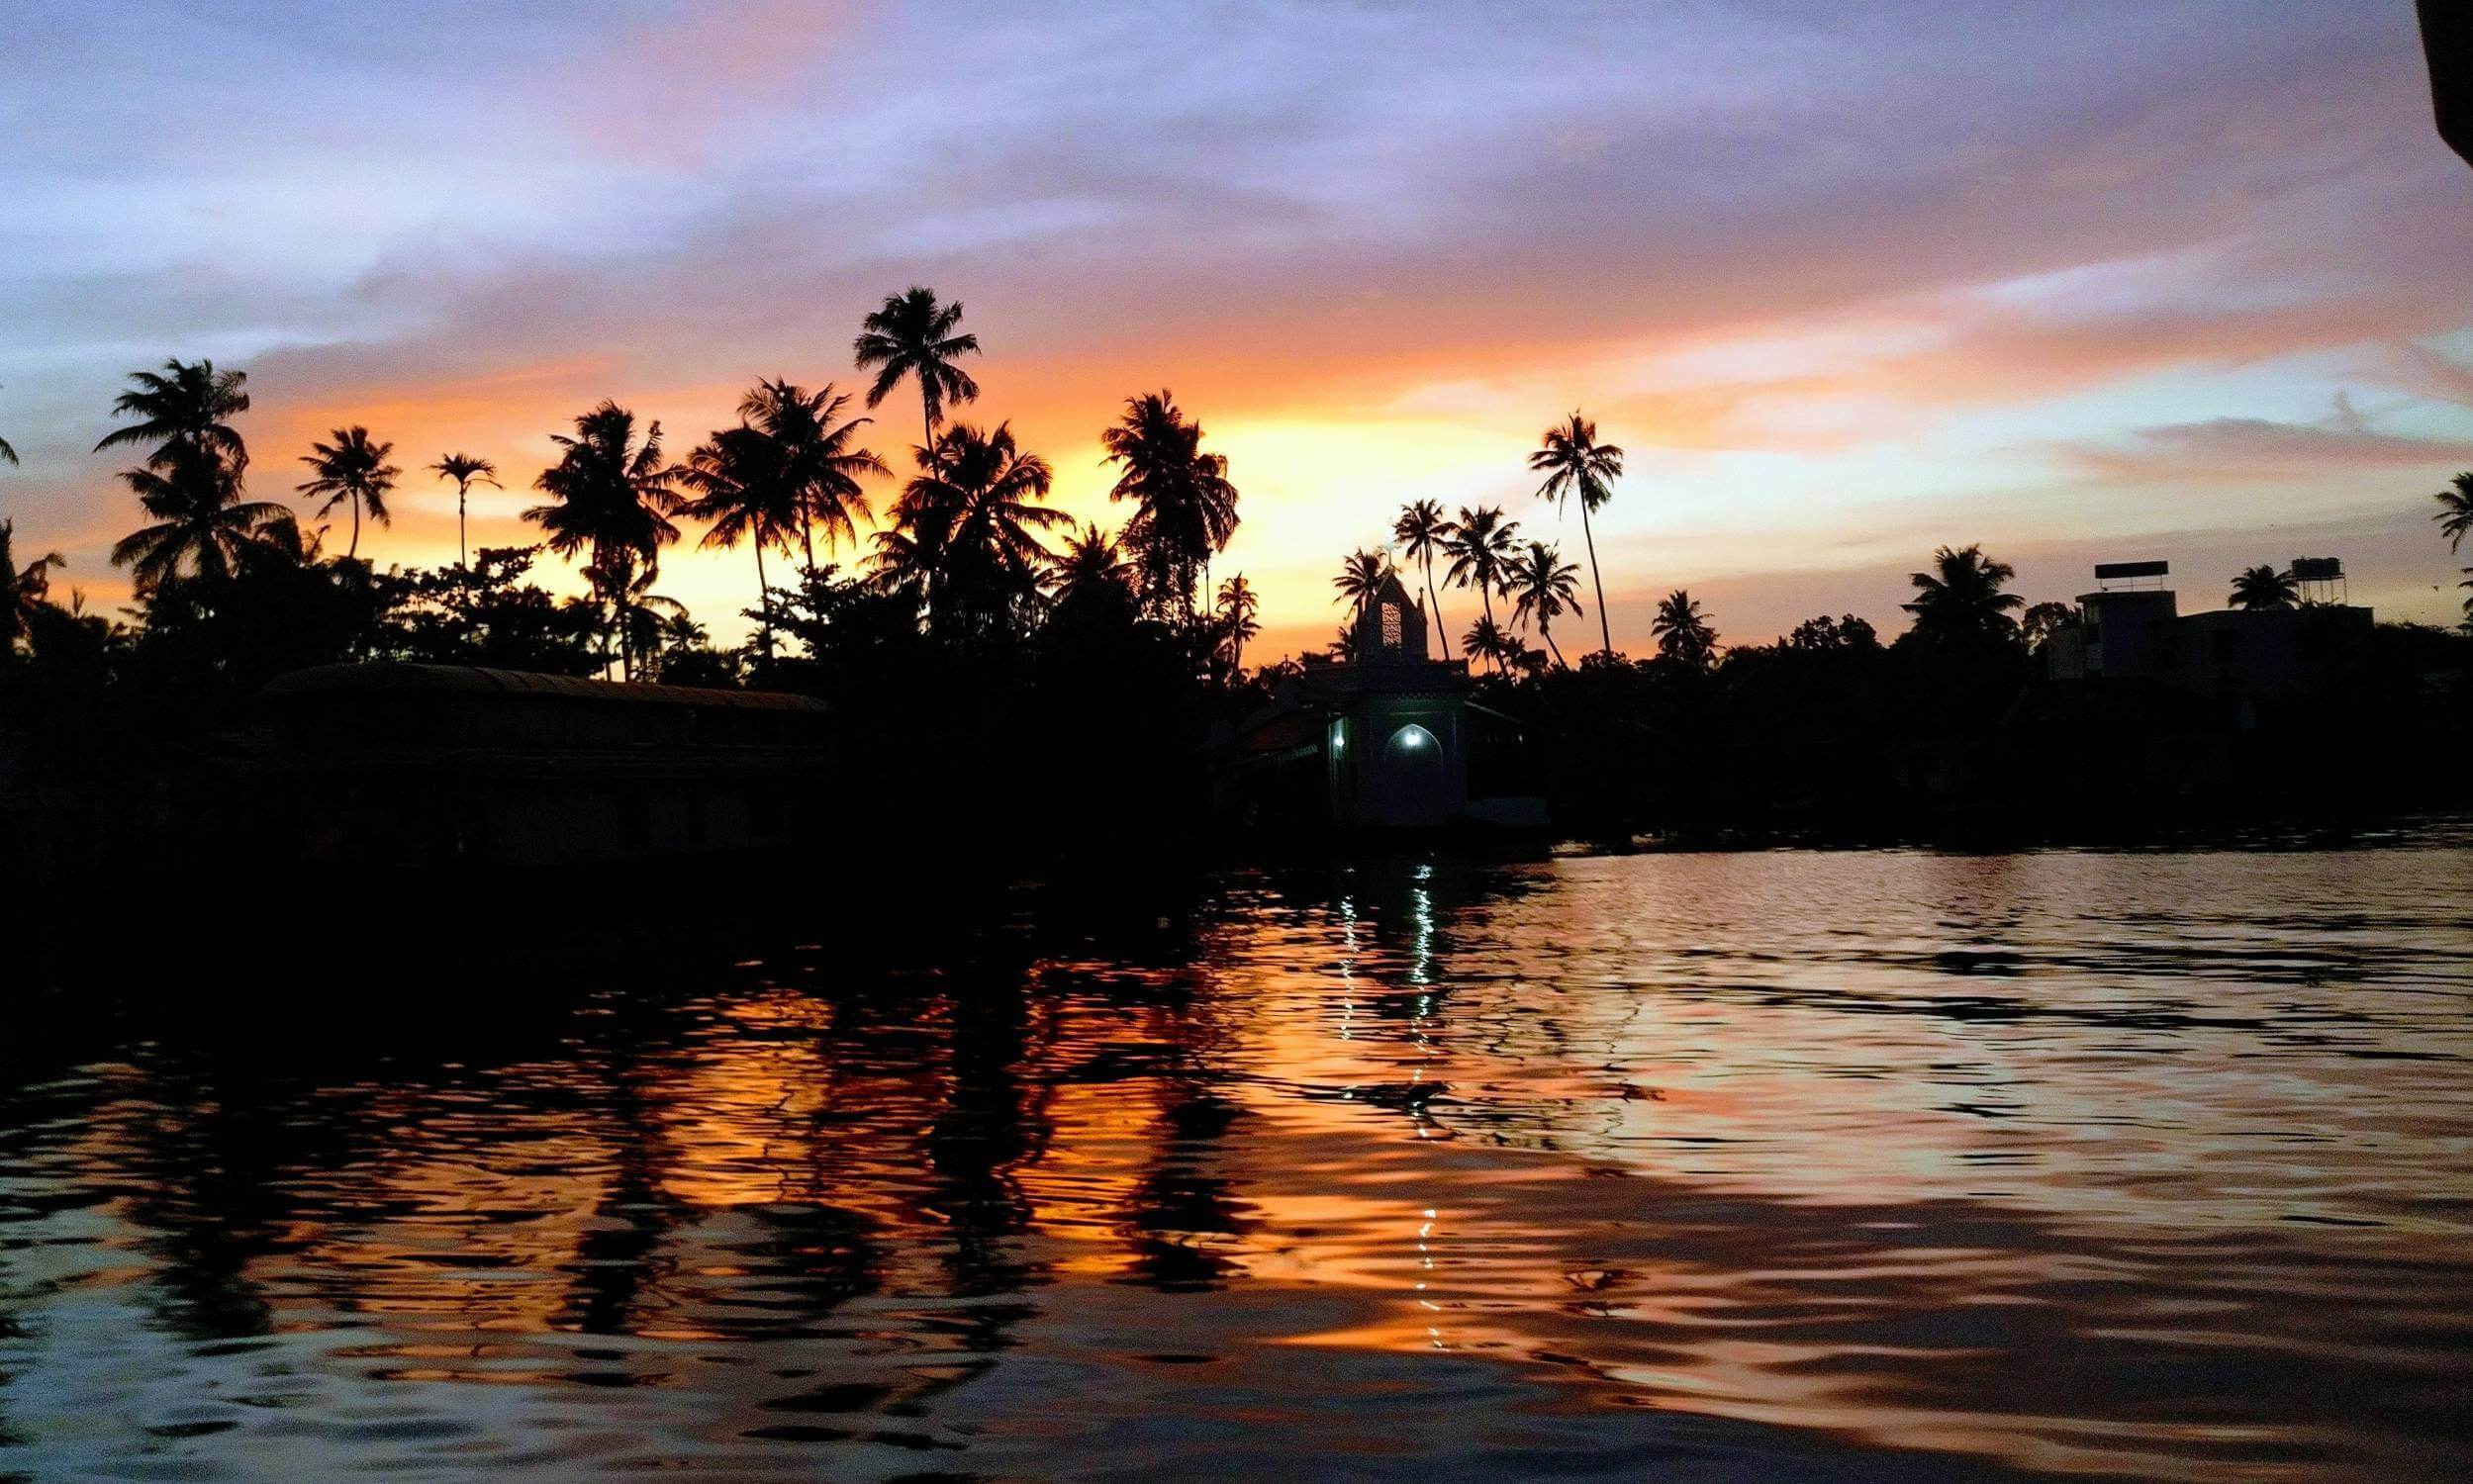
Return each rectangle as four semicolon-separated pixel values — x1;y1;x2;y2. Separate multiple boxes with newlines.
263;663;828;712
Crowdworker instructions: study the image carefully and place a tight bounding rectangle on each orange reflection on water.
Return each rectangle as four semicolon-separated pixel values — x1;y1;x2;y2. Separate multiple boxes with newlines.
6;847;2470;1482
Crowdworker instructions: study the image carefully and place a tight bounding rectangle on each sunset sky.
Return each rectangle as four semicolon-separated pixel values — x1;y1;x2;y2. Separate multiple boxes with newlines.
6;0;2470;659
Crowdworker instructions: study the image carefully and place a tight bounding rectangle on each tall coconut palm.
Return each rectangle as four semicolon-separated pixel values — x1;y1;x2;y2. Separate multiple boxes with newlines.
677;423;803;660
1393;498;1457;659
1461;615;1515;676
109;440;295;590
853;286;982;456
1507;541;1583;669
881;421;1063;633
1652;589;1717;670
524;402;682;678
2;521;64;648
1442;505;1519;639
2433;471;2473;552
2229;564;2300;611
1216;572;1260;670
1527;411;1624;657
738;378;886;572
296;426;399;560
1332;547;1391;616
429;452;500;567
1101;390;1239;622
1902;543;2023;646
93;359;251;471
97;358;290;588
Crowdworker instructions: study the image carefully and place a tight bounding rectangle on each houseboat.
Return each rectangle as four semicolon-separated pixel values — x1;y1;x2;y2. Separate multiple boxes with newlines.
260;663;830;869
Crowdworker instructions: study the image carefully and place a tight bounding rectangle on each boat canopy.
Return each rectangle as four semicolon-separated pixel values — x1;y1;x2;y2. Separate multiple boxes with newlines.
263;663;827;712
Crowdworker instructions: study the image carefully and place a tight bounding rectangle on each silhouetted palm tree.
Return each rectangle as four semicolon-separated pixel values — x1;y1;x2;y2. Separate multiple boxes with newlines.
882;421;1063;632
1461;615;1515;676
94;359;251;471
2433;471;2473;552
1508;541;1583;669
1101;390;1239;621
429;452;500;567
738;379;886;572
677;423;803;660
1045;521;1136;608
1392;499;1456;660
1332;547;1390;616
1216;573;1260;670
525;402;682;678
99;358;290;589
297;425;398;560
1903;544;2023;645
1652;589;1717;669
110;441;295;590
854;286;982;455
2229;564;2300;610
1528;411;1623;657
3;521;63;648
1443;505;1518;639
618;592;698;680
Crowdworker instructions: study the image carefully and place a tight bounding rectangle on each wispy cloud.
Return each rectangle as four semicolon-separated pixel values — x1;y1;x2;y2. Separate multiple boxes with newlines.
4;0;2469;640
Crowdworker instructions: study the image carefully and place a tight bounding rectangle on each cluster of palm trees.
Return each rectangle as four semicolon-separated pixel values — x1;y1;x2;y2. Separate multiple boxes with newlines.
29;287;1255;680
1327;412;1626;675
30;343;2473;684
516;291;1251;675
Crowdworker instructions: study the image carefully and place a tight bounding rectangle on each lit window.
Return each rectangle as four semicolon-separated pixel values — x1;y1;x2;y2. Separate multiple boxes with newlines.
1380;603;1402;648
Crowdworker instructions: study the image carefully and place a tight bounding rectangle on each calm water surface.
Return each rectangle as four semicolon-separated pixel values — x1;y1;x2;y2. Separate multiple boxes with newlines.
5;844;2471;1482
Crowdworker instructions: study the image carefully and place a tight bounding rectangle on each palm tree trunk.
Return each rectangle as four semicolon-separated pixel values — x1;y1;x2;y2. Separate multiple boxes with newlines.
348;496;361;560
1424;555;1450;659
754;540;774;661
800;515;816;576
458;481;469;567
1543;623;1567;670
1580;502;1610;657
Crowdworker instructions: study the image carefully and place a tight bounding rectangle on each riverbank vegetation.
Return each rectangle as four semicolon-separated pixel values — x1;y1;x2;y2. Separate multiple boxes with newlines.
5;292;2473;859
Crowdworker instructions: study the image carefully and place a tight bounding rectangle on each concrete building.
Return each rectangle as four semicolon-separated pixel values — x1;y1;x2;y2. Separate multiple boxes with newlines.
2045;561;2374;705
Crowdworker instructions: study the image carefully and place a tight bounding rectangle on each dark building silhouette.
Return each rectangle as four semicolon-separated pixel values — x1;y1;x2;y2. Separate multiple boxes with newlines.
1212;574;1545;830
262;663;829;866
2044;560;2374;708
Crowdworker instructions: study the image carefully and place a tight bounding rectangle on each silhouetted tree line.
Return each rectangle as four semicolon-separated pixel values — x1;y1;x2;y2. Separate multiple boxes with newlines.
7;316;2473;860
1438;541;2473;842
0;292;1290;866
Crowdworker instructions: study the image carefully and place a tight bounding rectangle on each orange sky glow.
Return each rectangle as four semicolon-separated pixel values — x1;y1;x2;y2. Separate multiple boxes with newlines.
5;1;2470;660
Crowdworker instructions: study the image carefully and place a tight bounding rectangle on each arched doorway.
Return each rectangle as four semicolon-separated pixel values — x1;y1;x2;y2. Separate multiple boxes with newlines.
1370;722;1448;825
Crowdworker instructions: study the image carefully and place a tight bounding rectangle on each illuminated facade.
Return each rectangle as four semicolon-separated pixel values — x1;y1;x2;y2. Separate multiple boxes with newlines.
1213;573;1541;830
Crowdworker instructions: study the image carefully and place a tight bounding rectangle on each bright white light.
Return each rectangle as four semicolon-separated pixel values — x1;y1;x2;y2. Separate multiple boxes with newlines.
1398;728;1424;748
